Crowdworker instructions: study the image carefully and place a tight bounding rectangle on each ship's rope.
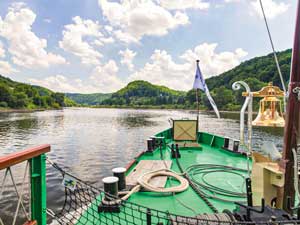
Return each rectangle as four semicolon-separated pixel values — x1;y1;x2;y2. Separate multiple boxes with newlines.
174;156;220;213
137;169;189;193
259;0;287;110
185;164;248;202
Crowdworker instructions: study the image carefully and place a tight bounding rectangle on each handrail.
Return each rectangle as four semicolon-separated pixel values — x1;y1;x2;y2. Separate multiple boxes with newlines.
0;144;50;170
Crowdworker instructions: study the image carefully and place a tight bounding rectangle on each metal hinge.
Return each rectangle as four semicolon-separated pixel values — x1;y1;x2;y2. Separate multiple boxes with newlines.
293;87;300;101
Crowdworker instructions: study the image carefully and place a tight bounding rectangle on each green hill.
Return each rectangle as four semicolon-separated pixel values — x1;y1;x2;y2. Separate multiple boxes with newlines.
66;93;112;105
101;80;186;107
206;49;291;90
0;75;76;109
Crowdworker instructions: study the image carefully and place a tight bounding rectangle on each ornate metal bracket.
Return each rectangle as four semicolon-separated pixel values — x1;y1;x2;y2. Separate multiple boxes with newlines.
293;87;300;101
232;81;253;150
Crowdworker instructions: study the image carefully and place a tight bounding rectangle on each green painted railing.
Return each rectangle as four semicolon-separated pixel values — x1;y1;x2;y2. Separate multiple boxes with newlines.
0;144;50;225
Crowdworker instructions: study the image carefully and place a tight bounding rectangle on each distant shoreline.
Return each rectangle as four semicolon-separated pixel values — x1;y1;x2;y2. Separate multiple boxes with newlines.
0;106;242;114
0;108;62;114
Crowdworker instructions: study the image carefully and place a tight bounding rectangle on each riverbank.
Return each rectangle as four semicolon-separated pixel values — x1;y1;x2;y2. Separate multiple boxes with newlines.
0;106;244;115
79;105;242;114
0;107;62;114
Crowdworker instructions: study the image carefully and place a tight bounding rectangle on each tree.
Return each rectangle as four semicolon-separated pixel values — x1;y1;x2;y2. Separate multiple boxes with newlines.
13;92;28;108
209;86;235;110
51;93;65;107
0;84;12;102
185;89;201;105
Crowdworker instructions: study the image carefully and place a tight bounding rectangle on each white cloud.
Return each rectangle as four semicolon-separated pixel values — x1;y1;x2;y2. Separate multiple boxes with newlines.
59;16;104;66
93;40;104;47
29;59;125;93
119;48;136;71
90;60;125;92
128;43;248;91
99;0;190;43
251;0;289;19
101;37;114;44
0;4;66;68
0;41;5;58
104;25;113;32
180;43;248;76
224;0;240;2
28;75;100;93
114;30;140;44
159;0;210;10
0;60;18;75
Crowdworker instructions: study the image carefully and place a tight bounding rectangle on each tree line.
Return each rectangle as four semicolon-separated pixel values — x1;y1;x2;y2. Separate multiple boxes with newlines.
0;75;75;109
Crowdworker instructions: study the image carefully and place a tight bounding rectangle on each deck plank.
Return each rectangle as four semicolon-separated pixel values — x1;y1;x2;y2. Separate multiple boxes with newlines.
126;160;172;188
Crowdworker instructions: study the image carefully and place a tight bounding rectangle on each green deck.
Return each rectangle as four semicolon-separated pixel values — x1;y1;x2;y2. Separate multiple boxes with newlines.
76;129;251;224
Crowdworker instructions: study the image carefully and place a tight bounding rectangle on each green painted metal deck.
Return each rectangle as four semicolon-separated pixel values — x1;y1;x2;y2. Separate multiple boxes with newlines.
76;130;251;224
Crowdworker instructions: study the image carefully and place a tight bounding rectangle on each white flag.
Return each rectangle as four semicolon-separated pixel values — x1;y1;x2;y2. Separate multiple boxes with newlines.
193;60;220;119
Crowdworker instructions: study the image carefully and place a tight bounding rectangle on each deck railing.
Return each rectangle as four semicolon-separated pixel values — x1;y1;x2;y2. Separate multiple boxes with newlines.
0;145;50;225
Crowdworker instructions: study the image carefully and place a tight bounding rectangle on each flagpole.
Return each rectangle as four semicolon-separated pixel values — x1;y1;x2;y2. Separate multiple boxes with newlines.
193;59;220;119
196;60;200;121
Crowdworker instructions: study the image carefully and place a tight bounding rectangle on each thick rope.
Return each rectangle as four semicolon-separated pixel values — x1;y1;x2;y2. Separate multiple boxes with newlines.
137;169;189;193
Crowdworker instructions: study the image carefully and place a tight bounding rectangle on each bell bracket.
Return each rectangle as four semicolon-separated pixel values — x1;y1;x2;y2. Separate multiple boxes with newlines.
292;87;300;101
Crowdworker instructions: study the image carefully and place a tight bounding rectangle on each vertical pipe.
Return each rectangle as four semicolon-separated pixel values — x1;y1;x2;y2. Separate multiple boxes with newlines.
282;0;300;211
30;154;47;225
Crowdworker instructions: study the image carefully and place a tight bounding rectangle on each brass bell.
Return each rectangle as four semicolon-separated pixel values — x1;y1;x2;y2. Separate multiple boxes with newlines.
243;82;285;127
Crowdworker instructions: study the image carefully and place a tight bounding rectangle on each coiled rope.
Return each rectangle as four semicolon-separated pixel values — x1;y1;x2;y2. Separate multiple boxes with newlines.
185;164;247;201
175;157;219;213
137;169;189;193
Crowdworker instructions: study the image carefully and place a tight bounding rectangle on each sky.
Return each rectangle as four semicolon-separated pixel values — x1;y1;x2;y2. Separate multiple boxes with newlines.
0;0;297;93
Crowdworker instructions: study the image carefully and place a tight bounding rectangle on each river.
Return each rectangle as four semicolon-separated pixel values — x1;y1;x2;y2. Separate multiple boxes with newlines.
0;108;284;224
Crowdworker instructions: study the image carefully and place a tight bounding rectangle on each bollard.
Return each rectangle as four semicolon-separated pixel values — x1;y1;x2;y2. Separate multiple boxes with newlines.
102;176;119;201
233;140;239;152
112;167;126;190
223;137;229;149
150;136;157;150
147;139;153;152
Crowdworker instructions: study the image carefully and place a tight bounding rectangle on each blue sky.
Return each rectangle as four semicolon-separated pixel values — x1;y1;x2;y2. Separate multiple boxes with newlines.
0;0;297;93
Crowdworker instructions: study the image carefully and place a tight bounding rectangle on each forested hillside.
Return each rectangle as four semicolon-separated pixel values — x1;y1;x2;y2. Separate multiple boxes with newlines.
66;93;111;105
204;49;291;110
0;75;76;109
101;80;186;107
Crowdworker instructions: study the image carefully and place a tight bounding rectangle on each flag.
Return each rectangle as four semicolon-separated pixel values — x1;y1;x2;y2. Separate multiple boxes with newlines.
193;60;220;118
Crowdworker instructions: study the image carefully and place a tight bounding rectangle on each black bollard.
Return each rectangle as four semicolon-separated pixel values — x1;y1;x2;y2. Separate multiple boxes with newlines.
147;139;153;152
223;137;229;149
102;176;119;201
233;140;239;152
112;167;126;191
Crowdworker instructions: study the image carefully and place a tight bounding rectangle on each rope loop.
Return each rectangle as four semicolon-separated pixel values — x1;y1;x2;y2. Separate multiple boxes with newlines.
138;169;189;193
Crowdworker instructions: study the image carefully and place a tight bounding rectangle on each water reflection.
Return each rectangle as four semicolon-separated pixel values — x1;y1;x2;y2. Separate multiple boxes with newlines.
117;112;158;127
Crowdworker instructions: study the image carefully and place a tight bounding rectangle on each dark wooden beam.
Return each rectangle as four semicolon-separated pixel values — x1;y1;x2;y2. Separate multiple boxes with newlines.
282;0;300;211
